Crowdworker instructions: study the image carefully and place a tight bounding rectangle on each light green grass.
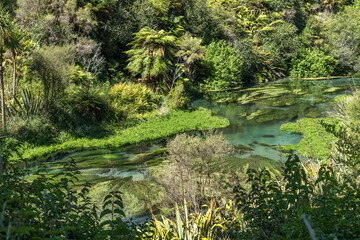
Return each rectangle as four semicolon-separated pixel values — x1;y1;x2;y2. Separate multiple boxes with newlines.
280;118;339;159
20;110;229;163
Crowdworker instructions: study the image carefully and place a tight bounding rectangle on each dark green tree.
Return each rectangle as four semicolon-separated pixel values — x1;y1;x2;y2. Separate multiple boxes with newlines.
125;27;178;92
29;45;75;104
176;33;205;81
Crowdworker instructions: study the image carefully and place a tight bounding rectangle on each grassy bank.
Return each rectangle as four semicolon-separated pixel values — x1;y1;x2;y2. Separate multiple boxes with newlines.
280;118;339;159
20;109;229;163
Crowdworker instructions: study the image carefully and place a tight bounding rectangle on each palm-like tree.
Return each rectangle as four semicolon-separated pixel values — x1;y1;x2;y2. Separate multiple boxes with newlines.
0;5;16;130
125;27;177;92
176;33;205;80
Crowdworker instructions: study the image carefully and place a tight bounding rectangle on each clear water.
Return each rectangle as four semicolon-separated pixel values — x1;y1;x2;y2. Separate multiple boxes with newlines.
34;78;359;218
41;78;360;175
193;78;360;161
34;143;166;182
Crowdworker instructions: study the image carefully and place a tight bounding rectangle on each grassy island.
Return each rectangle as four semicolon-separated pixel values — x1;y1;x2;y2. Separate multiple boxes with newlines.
20;110;229;163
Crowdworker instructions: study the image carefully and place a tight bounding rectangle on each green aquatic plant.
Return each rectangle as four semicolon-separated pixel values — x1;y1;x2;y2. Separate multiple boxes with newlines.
280;118;339;159
19;110;230;163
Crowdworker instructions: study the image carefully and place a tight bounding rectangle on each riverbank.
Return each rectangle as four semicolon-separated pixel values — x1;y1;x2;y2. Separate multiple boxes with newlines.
19;109;229;164
280;118;339;159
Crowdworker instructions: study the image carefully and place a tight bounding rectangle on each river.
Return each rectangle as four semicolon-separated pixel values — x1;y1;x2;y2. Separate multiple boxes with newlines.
31;77;359;218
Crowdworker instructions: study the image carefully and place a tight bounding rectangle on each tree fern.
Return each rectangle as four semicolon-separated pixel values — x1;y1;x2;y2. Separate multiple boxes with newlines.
125;27;177;92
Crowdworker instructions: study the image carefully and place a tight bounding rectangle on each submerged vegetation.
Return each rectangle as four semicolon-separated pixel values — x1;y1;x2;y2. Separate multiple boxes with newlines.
1;0;360;239
19;110;229;163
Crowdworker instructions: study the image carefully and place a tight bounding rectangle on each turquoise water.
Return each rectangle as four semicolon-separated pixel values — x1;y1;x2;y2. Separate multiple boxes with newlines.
193;78;359;161
42;78;360;173
35;77;359;218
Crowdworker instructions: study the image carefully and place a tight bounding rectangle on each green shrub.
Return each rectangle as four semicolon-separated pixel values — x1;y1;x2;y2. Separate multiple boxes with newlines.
0;158;138;239
203;40;244;90
159;132;233;212
290;48;337;78
28;45;75;103
69;65;95;87
333;91;360;129
45;84;112;138
110;82;161;120
7;116;57;146
67;86;111;122
261;22;301;73
324;6;360;75
232;155;360;239
166;81;190;110
7;88;44;118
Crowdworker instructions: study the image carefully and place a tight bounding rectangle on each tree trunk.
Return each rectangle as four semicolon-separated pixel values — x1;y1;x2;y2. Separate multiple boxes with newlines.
0;53;6;130
12;54;16;97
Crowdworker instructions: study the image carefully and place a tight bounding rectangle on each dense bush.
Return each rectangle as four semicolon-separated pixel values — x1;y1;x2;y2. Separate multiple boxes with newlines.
7;116;57;146
331;90;360;168
0;157;138;239
1;1;360;239
110;82;161;120
125;27;178;93
232;154;360;239
42;84;112;138
324;6;360;75
290;48;337;78
2;147;359;239
261;22;301;74
67;85;111;122
333;91;360;129
203;40;244;90
27;45;75;103
7;88;44;118
158;132;233;212
165;81;190;110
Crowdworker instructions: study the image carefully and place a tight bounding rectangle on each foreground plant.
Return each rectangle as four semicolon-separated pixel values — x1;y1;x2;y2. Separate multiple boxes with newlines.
0;150;138;239
158;132;233;213
144;200;227;240
233;154;360;239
